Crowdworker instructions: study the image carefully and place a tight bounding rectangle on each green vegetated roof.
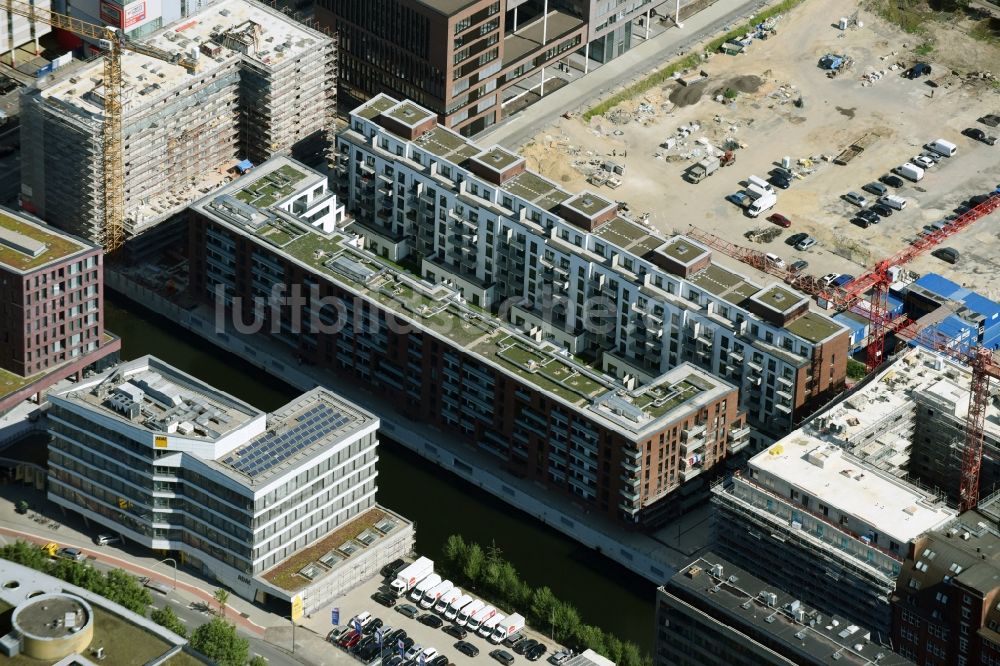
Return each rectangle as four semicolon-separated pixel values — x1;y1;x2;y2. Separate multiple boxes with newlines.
233;164;307;209
0;211;87;272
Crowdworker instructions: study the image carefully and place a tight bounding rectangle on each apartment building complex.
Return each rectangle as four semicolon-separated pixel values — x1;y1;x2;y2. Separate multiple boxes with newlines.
891;494;1000;665
21;0;336;243
334;95;848;442
655;555;915;666
187;156;748;528
713;433;956;639
47;355;411;611
56;0;220;41
318;0;659;135
0;209;119;414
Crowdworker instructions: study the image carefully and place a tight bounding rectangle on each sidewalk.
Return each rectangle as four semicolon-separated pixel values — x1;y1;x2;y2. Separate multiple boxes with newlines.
478;0;769;148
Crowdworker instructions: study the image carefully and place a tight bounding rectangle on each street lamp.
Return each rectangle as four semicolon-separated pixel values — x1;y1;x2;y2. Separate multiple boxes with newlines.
285;616;296;654
151;557;177;589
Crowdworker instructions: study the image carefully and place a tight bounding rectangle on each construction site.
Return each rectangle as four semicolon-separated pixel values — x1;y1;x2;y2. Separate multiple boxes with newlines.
19;0;336;243
512;0;1000;291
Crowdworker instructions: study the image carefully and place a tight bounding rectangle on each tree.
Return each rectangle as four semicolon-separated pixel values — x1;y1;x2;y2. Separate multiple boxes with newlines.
496;561;522;607
151;605;187;638
552;601;581;643
249;656;268;666
442;534;468;573
462;543;485;586
214;588;230;618
49;558;103;593
619;642;644;666
0;540;48;570
574;625;607;654
603;634;624;666
528;587;558;629
102;569;153;615
190;618;248;666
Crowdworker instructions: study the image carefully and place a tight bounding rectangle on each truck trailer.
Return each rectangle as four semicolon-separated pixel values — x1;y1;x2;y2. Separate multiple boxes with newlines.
491;614;526;643
390;557;434;597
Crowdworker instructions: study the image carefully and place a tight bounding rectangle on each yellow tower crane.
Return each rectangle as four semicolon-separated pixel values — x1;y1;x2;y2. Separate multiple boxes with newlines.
4;0;197;251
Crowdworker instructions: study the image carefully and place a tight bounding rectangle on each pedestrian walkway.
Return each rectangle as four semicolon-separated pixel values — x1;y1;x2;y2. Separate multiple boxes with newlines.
478;0;768;148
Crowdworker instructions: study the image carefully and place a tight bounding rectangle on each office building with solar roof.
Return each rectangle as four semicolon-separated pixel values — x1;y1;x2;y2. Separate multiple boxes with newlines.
45;355;413;610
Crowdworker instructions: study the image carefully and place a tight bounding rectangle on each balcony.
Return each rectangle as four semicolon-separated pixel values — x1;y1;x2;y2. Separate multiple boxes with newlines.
680;464;702;482
620;473;640;486
682;424;706;440
681;436;705;456
623;446;641;460
729;425;751;442
622;458;640;473
620;486;640;502
618;501;640;515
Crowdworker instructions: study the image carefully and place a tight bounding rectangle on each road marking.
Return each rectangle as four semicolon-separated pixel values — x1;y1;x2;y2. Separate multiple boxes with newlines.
179;617;188;623
170;598;183;605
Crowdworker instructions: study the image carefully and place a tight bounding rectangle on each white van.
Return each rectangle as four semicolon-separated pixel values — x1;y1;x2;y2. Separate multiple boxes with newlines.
748;175;774;194
926;138;957;157
894;163;924;182
765;253;786;270
878;195;907;210
747;193;777;217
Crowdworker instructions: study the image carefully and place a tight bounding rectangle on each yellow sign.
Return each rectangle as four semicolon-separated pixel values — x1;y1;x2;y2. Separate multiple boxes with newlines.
291;594;303;621
154;436;168;448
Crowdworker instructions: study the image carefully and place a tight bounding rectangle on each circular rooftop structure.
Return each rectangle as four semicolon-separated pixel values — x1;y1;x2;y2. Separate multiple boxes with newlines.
11;592;93;660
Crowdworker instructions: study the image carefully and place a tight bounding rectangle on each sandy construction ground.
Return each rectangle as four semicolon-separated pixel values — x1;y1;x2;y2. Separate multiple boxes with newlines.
517;0;1000;291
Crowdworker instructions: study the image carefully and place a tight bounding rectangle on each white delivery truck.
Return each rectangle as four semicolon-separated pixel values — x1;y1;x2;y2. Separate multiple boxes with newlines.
420;580;454;609
479;613;506;638
467;605;497;632
926;138;957;157
410;573;442;602
445;594;474;621
894;162;924;182
491;614;526;644
390;557;434;597
456;599;485;626
747;192;777;217
747;175;775;194
435;587;463;614
878;195;907;211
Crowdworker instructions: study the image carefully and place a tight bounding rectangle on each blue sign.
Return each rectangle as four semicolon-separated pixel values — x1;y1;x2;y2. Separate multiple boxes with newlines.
419;654;426;666
397;639;405;656
332;608;340;625
354;618;362;634
376;628;384;646
35;63;54;77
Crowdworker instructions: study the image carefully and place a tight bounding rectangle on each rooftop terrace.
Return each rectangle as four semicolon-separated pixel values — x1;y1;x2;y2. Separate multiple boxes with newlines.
0;210;91;272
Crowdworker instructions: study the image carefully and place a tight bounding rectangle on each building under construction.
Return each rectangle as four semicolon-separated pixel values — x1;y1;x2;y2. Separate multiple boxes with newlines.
20;0;336;243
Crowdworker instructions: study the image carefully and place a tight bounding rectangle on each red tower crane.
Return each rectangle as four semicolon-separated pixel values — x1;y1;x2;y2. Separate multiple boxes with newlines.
687;193;1000;510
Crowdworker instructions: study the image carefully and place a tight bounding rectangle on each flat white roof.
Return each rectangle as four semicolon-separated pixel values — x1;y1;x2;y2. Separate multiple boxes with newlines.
751;436;955;545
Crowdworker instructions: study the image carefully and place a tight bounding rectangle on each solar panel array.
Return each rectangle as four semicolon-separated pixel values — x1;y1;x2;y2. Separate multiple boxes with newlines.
222;404;352;478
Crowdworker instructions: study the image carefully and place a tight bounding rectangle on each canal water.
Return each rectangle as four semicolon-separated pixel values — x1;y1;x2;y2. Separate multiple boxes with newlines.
104;298;656;650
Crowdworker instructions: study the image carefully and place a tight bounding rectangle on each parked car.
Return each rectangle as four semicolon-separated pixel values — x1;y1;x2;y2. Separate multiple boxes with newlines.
373;591;398;608
549;650;573;665
400;637;415;653
397;604;420;619
877;195;907;211
905;62;931;79
766;212;791;228
786;232;807;247
842;192;868;207
341;632;362;649
419;613;444;629
491;649;516;666
857;209;880;225
819;273;839;288
527;643;548;662
879;174;905;188
964;127;998;145
863;181;888;197
363;618;384;636
932;247;961;264
444;625;467;640
919;150;941;164
769;174;791;189
381;559;406;578
429;655;449;666
871;203;894;217
794;236;817;251
515;639;539;656
970;193;995;207
386;629;407;645
789;259;809;273
404;645;423;660
503;634;526;649
96;535;120;546
832;274;855;288
912;155;935;170
56;547;85;562
456;641;480;657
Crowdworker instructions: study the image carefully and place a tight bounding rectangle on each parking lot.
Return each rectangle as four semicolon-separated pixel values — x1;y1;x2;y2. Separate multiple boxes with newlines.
297;569;570;666
517;0;1000;291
